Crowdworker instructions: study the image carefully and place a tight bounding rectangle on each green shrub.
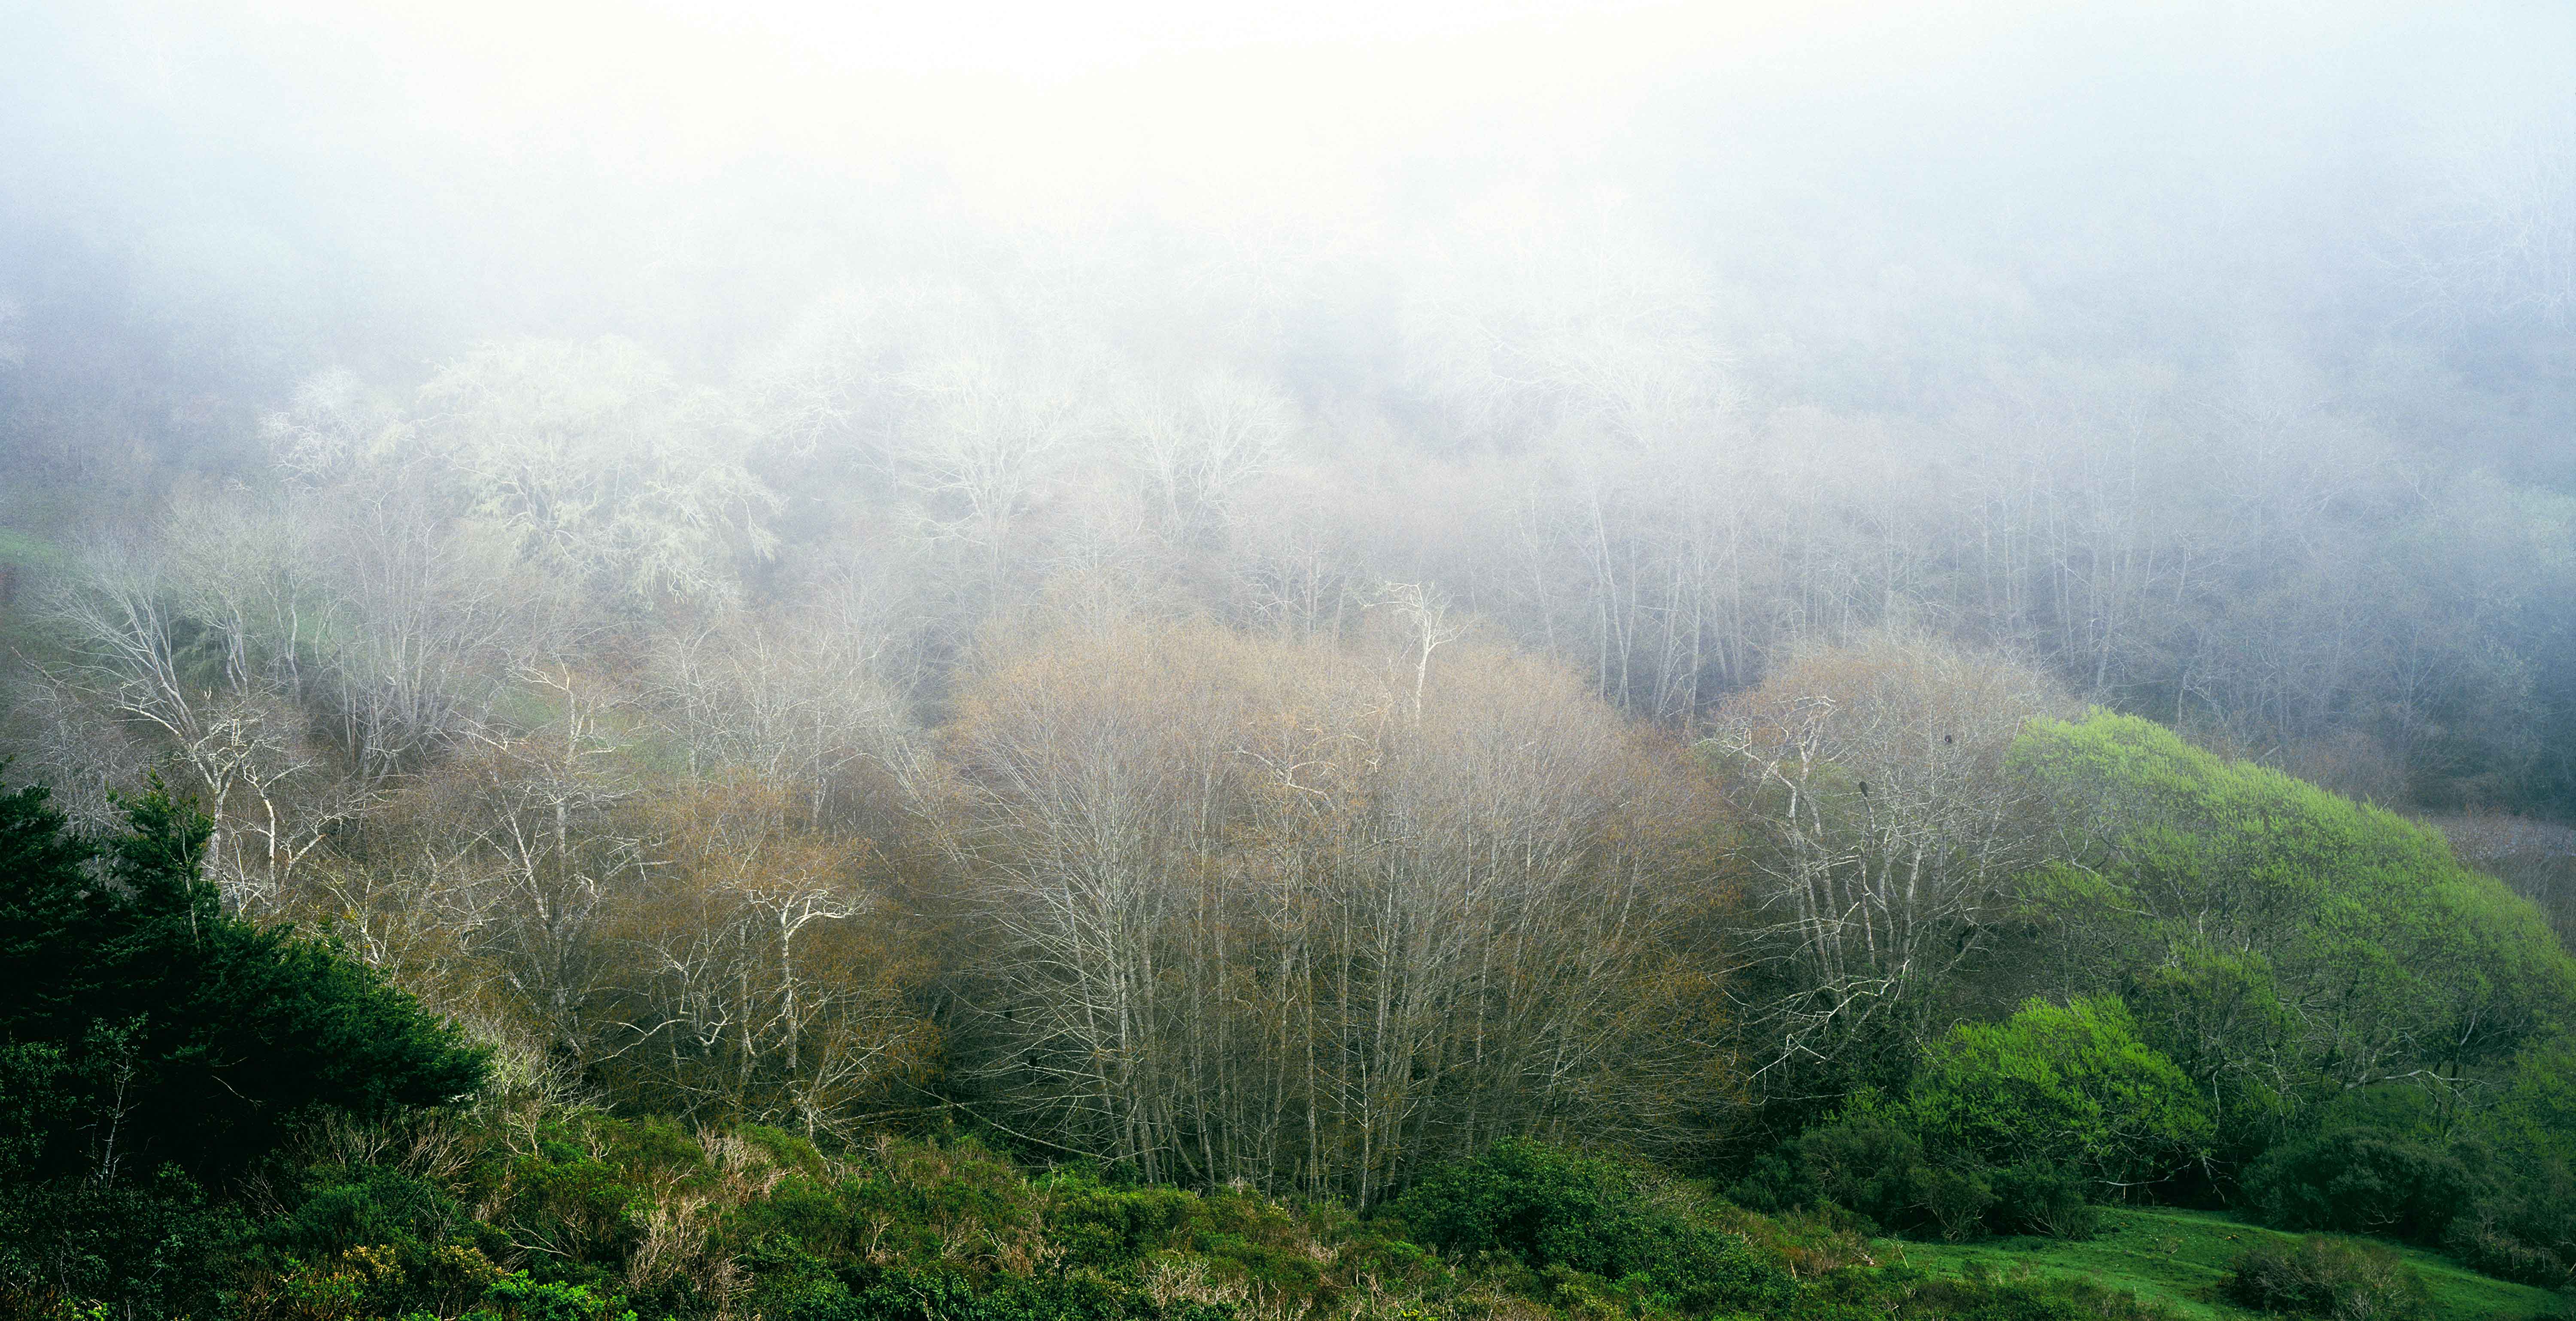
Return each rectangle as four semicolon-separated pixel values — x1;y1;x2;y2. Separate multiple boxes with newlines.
2442;1177;2576;1290
1391;1139;1633;1271
459;1270;639;1321
1735;1108;2104;1242
1727;1109;1932;1233
1921;1166;1996;1242
258;1166;472;1260
2242;1128;2487;1242
1908;997;2212;1194
1045;1179;1196;1271
1392;1139;1792;1313
0;1169;247;1321
1989;1162;2100;1240
781;1268;1142;1321
240;1166;505;1318
2221;1236;2430;1319
497;1146;647;1282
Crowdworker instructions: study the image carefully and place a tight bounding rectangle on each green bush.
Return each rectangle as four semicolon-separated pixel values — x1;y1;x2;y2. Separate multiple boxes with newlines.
2242;1128;2487;1242
0;1169;247;1321
258;1165;473;1260
782;1268;1143;1321
240;1165;505;1318
2442;1178;2576;1290
2220;1236;2431;1320
1727;1109;1931;1232
0;776;487;1184
1046;1178;1196;1271
497;1145;647;1284
1740;1001;2196;1243
1908;997;2212;1194
1989;1162;2100;1240
1921;1166;1996;1242
452;1270;639;1321
1393;1139;1792;1314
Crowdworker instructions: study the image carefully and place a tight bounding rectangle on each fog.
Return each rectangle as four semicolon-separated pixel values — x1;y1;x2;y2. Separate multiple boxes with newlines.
12;3;2568;407
4;0;2575;800
14;1;2576;1268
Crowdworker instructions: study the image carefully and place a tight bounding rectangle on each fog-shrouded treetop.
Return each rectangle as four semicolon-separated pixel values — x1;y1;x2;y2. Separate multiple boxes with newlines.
6;7;2576;1314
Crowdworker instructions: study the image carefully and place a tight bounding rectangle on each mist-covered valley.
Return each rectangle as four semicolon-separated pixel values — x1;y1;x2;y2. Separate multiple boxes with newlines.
3;4;2576;1319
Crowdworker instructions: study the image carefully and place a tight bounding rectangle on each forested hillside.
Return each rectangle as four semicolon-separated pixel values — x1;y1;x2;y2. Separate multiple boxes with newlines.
5;3;2576;1319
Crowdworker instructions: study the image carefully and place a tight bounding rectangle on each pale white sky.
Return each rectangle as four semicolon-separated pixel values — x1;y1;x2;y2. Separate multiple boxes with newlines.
158;0;2046;221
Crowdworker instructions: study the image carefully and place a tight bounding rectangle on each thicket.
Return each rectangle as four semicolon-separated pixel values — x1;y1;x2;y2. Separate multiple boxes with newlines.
0;772;486;1315
0;764;2199;1321
7;17;2576;1318
8;583;2576;1311
1711;695;2576;1291
2220;1236;2433;1321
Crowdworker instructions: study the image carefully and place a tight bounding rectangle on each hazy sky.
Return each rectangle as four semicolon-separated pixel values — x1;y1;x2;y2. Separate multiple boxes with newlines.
20;0;2346;222
5;0;2570;428
20;1;2565;227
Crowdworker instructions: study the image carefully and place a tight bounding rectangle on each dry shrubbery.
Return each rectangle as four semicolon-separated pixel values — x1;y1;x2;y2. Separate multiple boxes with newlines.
934;621;1742;1204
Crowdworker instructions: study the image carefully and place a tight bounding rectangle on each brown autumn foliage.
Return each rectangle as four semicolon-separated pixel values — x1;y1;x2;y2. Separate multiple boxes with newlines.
931;619;1744;1204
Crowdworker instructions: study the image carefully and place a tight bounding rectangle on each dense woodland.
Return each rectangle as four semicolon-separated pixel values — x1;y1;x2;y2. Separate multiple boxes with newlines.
6;4;2576;1319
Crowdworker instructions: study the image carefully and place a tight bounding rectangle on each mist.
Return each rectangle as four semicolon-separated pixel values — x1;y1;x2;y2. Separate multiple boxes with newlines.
6;0;2575;844
7;4;2576;1307
11;3;2570;428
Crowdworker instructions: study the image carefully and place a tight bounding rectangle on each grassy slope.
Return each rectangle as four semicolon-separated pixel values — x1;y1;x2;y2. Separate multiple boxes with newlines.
1886;1207;2568;1321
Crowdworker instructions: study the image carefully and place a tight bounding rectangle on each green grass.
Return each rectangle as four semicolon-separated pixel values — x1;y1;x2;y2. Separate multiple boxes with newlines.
1887;1207;2570;1321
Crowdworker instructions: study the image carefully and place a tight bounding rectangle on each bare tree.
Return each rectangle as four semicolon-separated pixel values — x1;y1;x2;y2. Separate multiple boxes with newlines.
889;354;1087;579
939;621;1735;1201
1706;633;2078;1101
1110;369;1294;550
413;338;781;606
611;774;930;1136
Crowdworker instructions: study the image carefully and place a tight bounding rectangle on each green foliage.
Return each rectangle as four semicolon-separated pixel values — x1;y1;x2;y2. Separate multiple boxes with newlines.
1045;1177;1197;1272
1729;1107;1941;1234
2011;713;2576;1105
2118;950;2295;1166
1391;1138;1794;1314
1987;1163;2101;1241
0;773;101;1046
0;1167;248;1321
2242;1128;2488;1243
258;1165;474;1260
497;1143;651;1282
1920;1165;1998;1243
2442;1175;2576;1291
1733;1112;2107;1245
2003;711;2576;1278
2431;1036;2576;1288
1736;1000;2196;1245
2473;1035;2576;1172
2221;1236;2433;1320
0;775;489;1184
1908;997;2212;1193
465;1271;640;1321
